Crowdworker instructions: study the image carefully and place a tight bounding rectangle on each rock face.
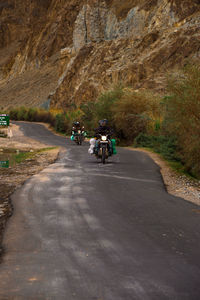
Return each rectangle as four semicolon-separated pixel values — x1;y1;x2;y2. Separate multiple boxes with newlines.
0;0;199;109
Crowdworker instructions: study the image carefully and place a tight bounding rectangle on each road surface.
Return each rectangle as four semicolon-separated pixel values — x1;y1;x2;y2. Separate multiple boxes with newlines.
0;122;200;300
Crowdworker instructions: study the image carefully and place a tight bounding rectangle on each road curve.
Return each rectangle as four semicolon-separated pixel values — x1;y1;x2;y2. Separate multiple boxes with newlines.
0;122;200;300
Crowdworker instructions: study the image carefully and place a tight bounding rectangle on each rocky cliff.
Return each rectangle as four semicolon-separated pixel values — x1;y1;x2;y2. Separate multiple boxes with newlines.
0;0;199;109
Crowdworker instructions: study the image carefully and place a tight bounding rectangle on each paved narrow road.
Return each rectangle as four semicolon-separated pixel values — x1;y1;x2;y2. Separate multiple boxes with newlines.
0;122;200;300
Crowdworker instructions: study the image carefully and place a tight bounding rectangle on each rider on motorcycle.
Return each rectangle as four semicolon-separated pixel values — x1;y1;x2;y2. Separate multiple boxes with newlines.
94;119;113;138
71;121;85;140
88;119;116;155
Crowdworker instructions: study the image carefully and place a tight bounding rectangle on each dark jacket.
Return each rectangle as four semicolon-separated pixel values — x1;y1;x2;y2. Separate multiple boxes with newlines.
94;125;113;138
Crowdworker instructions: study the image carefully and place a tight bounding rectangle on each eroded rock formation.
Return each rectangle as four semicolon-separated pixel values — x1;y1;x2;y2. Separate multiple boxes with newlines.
0;0;199;109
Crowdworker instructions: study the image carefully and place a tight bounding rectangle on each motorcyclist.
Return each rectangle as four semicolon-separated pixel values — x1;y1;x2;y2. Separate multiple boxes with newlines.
88;119;116;155
94;119;113;138
71;121;85;140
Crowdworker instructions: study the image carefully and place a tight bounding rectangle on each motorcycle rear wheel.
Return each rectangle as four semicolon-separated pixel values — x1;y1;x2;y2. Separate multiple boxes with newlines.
102;147;106;164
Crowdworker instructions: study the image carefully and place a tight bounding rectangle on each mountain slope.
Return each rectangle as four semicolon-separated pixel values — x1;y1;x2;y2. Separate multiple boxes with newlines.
0;0;199;109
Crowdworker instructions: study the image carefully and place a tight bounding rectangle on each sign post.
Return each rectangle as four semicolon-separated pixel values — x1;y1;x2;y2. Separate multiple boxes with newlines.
0;114;10;167
0;160;9;168
0;114;10;126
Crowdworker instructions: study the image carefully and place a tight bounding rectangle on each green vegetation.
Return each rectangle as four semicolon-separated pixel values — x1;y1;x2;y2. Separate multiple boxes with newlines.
135;64;200;178
0;147;57;166
9;107;56;127
163;64;200;177
134;134;178;161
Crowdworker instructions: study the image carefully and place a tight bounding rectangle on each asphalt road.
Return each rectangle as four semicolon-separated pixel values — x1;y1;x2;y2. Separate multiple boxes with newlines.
0;122;200;300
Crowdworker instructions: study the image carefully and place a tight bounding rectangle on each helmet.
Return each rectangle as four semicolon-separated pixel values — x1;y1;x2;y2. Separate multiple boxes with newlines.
73;121;80;126
99;119;108;127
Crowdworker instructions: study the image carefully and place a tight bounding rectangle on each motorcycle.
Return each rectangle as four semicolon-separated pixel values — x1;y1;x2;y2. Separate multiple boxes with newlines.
73;130;85;145
95;134;112;164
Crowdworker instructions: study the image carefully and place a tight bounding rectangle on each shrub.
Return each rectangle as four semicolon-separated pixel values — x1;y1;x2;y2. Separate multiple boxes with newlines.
164;63;200;177
25;108;38;122
135;133;178;161
17;107;28;121
95;84;124;124
112;90;160;142
9;108;19;120
55;114;67;133
80;101;97;134
79;84;124;135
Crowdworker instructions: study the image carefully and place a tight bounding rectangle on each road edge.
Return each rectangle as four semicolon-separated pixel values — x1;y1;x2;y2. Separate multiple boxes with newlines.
127;147;200;207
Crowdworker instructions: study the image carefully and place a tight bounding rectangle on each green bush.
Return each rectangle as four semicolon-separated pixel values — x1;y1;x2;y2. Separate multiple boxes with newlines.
54;113;69;133
95;84;124;124
9;107;56;130
9;108;19;120
17;107;28;121
80;101;97;133
79;84;124;135
55;114;65;132
134;133;178;161
25;108;38;122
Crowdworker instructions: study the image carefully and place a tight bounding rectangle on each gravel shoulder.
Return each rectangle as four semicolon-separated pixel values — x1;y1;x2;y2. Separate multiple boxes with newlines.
0;123;60;258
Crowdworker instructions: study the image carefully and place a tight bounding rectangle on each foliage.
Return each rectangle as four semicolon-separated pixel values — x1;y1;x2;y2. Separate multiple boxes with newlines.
65;108;84;124
80;84;124;135
9;107;57;130
17;106;28;121
95;84;124;123
163;64;200;177
134;133;179;161
54;113;69;133
9;108;19;120
112;89;161;141
80;101;97;135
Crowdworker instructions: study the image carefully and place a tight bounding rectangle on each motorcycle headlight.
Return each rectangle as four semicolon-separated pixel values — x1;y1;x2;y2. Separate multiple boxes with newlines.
101;136;107;141
78;130;81;134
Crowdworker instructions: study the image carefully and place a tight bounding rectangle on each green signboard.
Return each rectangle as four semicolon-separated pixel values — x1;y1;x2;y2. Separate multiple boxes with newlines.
0;161;9;168
0;114;9;126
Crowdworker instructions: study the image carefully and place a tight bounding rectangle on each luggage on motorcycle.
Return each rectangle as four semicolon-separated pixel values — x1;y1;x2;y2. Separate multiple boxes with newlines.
111;139;117;154
88;138;96;154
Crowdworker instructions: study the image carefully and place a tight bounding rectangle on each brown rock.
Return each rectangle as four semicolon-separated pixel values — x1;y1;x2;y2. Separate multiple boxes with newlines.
0;0;199;109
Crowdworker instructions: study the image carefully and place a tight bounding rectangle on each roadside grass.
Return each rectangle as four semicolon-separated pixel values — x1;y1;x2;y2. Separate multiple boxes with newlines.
14;147;58;164
0;147;57;166
167;161;194;178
